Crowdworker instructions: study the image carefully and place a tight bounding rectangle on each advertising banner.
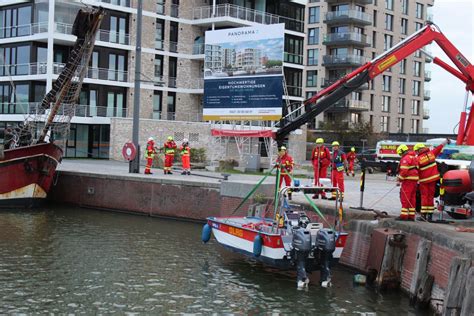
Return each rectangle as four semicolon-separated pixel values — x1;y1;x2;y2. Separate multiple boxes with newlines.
203;24;285;121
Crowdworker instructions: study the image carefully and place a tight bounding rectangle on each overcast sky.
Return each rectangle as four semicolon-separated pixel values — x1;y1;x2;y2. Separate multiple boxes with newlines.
424;0;474;134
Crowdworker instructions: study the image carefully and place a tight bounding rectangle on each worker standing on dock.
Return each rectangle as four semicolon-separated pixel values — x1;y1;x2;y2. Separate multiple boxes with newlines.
144;137;156;175
276;146;294;200
329;141;347;201
180;138;191;175
414;139;449;220
163;136;177;174
346;147;357;177
311;138;330;199
397;144;419;221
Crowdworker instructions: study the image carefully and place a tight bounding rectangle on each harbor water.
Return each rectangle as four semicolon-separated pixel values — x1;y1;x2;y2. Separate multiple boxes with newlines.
0;206;427;314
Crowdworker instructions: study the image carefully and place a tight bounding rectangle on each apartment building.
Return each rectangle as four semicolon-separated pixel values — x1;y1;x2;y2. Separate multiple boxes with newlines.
0;0;307;161
304;0;434;135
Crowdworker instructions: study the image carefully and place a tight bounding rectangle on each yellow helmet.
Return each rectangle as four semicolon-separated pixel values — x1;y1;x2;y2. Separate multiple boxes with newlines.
279;146;287;151
413;143;425;151
316;138;324;144
397;144;409;156
167;136;173;141
332;141;340;146
351;147;355;152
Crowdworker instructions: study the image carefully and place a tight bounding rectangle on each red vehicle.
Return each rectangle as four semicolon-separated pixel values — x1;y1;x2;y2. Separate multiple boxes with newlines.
275;22;474;219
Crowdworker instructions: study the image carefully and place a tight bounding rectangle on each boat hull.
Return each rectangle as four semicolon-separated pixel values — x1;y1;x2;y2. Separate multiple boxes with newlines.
0;143;63;208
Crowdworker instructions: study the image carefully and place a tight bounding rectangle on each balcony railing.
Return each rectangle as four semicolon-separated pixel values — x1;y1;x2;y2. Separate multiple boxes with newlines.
55;22;130;45
0;22;48;39
286;85;303;98
327;99;369;112
163;76;204;90
53;63;128;82
322;32;371;46
99;0;131;7
0;62;48;76
190;4;304;33
0;102;127;118
424;70;431;81
155;40;205;55
424;90;431;101
322;54;369;67
324;10;372;25
423;108;430;119
284;52;303;65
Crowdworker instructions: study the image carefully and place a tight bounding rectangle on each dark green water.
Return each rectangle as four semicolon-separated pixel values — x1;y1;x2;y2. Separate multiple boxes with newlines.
0;206;427;314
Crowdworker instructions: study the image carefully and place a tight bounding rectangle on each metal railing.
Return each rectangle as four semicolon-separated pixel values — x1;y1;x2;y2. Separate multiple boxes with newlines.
424;70;431;81
155;41;204;55
325;10;372;24
322;54;369;66
347;100;370;110
323;32;371;46
190;4;304;32
0;62;48;76
53;63;128;82
55;22;130;45
423;108;430;119
0;103;127;118
99;0;131;7
286;85;303;97
0;22;48;39
424;90;431;100
284;52;303;65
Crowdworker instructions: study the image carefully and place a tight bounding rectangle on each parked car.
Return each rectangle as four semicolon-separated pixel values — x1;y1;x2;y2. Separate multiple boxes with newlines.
356;149;377;162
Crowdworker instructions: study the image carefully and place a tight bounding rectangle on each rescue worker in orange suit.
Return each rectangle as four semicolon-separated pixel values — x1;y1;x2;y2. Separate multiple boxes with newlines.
275;146;294;200
397;144;419;221
346;147;357;177
329;141;347;201
311;138;331;199
180;138;191;175
414;139;449;220
163;136;177;174
144;137;156;175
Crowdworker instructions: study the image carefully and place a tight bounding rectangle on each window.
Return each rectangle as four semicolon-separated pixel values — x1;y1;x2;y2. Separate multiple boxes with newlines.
381;116;389;132
351;113;360;124
306;91;317;99
385;14;393;31
370;94;374;111
415;49;422;58
168;56;177;87
397;117;405;133
306;70;317;87
284;68;303;97
399;78;406;94
154;55;163;83
401;18;408;35
384;34;393;51
413;61;421;76
307;49;319;65
412;80;421;96
382;96;391;112
285;35;303;64
411;119;419;133
373;10;377;27
308;28;319;45
0;5;32;38
402;0;409;15
411;99;420;115
167;92;176;120
0;45;31;76
156;0;165;14
382;75;391;92
107;91;125;117
153;91;162;119
400;59;406;74
155;19;165;50
415;22;423;31
107;53;126;81
416;3;424;19
169;21;178;52
109;15;127;44
398;97;405;114
309;7;320;24
385;0;393;10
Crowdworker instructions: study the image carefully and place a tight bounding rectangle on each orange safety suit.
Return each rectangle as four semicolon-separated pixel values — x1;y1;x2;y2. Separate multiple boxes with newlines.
398;150;419;220
144;140;156;174
311;146;331;197
346;151;356;176
417;144;444;215
180;145;191;173
330;150;346;199
163;140;177;174
276;152;294;188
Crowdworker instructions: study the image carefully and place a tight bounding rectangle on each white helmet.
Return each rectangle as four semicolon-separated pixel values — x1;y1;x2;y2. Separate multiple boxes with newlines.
183;138;188;143
148;137;154;141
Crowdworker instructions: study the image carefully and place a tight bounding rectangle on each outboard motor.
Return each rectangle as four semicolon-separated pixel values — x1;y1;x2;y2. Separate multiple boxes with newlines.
292;227;312;288
316;229;336;287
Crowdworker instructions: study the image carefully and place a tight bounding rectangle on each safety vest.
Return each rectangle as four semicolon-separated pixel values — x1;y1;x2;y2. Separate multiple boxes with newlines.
332;150;345;172
312;146;330;167
417;147;440;183
398;151;418;181
164;141;176;155
276;153;294;175
144;141;155;159
180;146;190;156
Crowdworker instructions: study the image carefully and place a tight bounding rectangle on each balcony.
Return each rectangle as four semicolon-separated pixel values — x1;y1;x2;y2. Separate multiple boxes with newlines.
189;4;304;33
423;108;430;119
53;63;128;82
155;40;204;55
0;102;127;118
321;77;368;89
424;90;431;101
55;22;130;45
322;32;371;47
322;54;369;67
154;75;204;90
324;10;372;26
0;63;47;77
326;99;369;112
424;70;431;82
0;22;48;39
325;0;373;4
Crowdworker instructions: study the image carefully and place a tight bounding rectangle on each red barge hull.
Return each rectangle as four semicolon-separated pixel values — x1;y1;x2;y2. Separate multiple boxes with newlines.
0;143;63;208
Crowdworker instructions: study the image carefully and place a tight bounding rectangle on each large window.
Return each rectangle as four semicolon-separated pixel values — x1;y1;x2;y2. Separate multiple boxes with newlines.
0;5;32;38
153;91;162;119
382;75;391;92
402;0;409;15
397;117;404;133
398;97;405;114
167;92;176;120
155;19;165;50
412;80;421;96
413;61;421;76
306;70;317;87
385;14;393;31
307;49;318;66
168;56;177;88
308;28;319;45
384;34;393;51
399;78;406;94
169;21;178;52
382;96;391;112
109;15;127;44
401;18;408;35
108;53;126;81
154;55;163;83
107;91;125;117
385;0;394;10
411;119;419;133
411;99;420;115
284;36;303;64
284;68;303;97
381;116;389;132
308;7;320;24
416;3;424;19
0;45;31;75
400;59;406;74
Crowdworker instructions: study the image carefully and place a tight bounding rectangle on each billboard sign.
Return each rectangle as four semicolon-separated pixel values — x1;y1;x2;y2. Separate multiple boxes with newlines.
203;24;285;121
